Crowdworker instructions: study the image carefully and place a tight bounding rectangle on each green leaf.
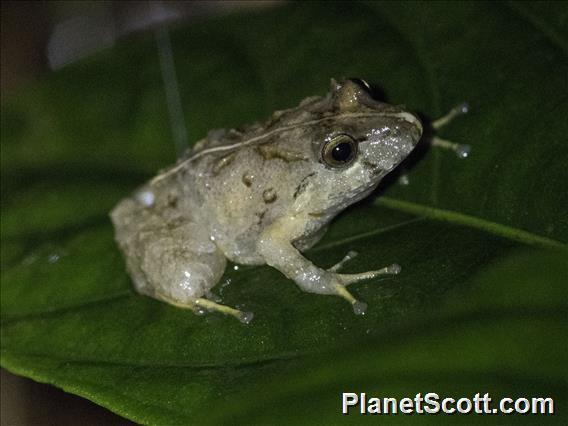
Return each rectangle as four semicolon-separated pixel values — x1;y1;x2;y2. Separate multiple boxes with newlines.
1;1;567;424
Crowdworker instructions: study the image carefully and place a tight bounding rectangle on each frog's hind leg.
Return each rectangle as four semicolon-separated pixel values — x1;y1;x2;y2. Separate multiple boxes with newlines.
138;231;254;323
112;199;252;323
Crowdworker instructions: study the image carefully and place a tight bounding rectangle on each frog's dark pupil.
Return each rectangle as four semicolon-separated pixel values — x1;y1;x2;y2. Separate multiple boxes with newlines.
331;142;353;162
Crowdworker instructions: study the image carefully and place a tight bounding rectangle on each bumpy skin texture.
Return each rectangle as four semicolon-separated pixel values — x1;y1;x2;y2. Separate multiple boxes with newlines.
111;79;422;320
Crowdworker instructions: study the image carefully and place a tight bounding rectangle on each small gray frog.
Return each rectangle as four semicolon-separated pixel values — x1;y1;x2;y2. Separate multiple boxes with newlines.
111;78;424;323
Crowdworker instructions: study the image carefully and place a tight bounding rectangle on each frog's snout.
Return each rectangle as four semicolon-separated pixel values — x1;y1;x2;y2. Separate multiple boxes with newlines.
403;112;423;146
414;115;423;142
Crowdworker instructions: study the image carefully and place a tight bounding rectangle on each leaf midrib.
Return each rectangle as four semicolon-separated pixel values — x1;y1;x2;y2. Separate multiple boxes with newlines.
506;0;568;56
377;196;566;250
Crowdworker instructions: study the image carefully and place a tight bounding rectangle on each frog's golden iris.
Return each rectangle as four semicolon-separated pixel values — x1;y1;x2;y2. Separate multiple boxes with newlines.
322;133;358;168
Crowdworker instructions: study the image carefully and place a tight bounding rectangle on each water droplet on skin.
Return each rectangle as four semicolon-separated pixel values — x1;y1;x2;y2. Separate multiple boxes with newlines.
233;265;239;271
353;301;367;315
135;189;155;206
455;144;471;159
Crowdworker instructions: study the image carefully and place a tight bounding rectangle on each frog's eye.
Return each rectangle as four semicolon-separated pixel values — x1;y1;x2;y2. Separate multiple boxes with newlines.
322;133;358;168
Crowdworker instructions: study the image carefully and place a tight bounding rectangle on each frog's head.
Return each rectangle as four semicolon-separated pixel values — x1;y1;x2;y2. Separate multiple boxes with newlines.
304;78;422;214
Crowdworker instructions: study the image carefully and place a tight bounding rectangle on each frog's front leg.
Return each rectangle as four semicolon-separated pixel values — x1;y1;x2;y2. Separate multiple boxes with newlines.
258;218;400;315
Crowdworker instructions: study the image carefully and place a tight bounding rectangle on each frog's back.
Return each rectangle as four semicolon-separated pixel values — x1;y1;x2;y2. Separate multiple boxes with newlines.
145;95;332;264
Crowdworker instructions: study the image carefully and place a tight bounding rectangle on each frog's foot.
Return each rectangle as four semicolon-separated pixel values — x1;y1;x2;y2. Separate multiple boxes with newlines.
327;251;401;281
155;292;254;324
328;263;401;315
430;102;471;159
431;136;471;159
432;102;469;130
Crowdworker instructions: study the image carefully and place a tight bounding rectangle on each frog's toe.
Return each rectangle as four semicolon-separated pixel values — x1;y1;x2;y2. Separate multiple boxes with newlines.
195;298;254;324
237;310;255;325
327;250;358;272
328;263;401;314
338;263;401;285
432;102;469;130
155;292;253;324
352;300;368;316
330;279;368;315
384;263;402;274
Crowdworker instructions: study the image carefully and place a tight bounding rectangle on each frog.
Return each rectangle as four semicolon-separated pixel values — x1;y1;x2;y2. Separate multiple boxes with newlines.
110;78;424;324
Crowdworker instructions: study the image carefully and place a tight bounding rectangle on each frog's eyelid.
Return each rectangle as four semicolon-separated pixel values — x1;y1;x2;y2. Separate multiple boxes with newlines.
324;131;363;143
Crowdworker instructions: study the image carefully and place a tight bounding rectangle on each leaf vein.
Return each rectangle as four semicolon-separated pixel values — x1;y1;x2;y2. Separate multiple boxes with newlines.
506;1;568;57
377;197;566;250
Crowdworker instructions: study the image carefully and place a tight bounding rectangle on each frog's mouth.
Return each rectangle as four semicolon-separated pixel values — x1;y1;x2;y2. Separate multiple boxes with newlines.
362;161;389;178
359;137;417;175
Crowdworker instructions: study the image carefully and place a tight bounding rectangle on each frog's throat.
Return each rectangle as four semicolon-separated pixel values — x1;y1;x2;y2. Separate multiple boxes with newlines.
151;111;421;185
